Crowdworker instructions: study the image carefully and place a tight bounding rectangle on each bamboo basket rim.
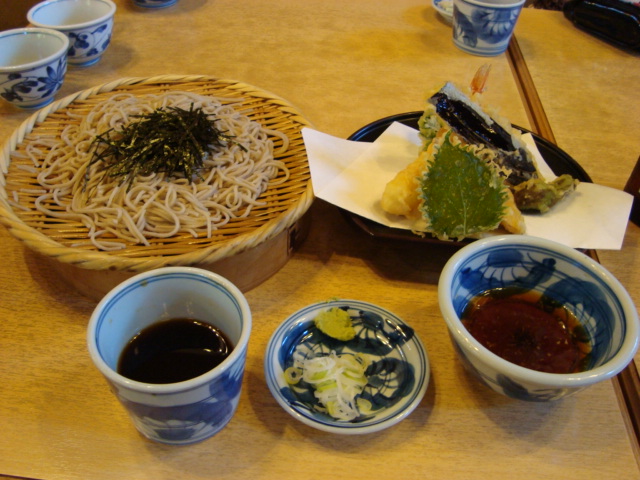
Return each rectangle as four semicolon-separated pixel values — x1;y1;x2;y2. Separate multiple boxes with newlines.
0;74;314;272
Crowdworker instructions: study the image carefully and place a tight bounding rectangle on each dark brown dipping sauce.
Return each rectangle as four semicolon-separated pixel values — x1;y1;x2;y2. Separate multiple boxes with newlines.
462;288;591;374
118;318;233;384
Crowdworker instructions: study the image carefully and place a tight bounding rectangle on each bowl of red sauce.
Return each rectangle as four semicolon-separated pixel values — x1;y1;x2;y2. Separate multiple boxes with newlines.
438;235;639;401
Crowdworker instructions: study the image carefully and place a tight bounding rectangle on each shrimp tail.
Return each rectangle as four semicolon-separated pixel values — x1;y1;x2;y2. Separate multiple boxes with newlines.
470;64;492;96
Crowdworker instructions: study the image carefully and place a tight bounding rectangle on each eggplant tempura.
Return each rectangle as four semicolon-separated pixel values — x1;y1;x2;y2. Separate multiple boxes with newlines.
381;66;577;241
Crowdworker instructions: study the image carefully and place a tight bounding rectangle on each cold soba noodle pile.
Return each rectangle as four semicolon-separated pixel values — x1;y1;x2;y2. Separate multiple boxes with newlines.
22;91;290;251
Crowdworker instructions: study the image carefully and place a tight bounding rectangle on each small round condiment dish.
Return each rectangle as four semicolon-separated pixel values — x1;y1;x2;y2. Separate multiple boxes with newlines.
28;0;116;66
87;267;252;445
438;235;640;401
433;0;453;23
264;299;429;434
0;28;69;109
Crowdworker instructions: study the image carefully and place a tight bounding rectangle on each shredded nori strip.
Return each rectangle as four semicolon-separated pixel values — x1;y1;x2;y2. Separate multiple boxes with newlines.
87;104;245;189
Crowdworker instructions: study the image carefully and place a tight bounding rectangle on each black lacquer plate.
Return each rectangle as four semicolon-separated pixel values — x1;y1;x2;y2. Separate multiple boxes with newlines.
343;111;592;244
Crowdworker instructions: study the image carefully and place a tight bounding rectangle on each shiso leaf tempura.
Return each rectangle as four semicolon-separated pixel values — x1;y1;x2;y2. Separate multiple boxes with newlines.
420;132;507;239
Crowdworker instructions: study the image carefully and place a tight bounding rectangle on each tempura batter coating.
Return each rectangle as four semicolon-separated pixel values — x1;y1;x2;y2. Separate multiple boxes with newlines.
381;129;526;236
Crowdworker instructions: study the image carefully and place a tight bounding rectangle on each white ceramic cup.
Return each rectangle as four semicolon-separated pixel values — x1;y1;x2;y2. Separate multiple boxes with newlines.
28;0;116;66
87;267;252;445
452;0;525;56
0;28;69;109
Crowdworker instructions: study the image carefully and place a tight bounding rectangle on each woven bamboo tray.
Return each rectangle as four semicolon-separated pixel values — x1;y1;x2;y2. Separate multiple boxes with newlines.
0;75;314;299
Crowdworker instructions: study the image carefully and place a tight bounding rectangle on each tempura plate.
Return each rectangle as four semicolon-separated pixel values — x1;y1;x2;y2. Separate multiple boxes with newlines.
344;111;591;245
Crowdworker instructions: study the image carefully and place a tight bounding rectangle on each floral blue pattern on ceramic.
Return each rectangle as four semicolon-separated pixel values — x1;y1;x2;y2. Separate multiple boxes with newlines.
265;300;429;434
117;356;246;444
452;0;525;56
0;28;69;109
439;235;640;401
27;0;116;66
133;0;178;8
65;19;113;66
0;57;67;109
87;267;252;445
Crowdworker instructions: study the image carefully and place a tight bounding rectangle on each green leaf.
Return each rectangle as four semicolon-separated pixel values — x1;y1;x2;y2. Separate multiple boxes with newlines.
419;133;507;240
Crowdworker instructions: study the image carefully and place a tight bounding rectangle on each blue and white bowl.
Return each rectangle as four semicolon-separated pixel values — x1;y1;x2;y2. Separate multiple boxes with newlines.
438;235;640;401
0;28;68;109
87;267;252;445
265;300;429;434
28;0;116;66
452;0;525;56
132;0;178;9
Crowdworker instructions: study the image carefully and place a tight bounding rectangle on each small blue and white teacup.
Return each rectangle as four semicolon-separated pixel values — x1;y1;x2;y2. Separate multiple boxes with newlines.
28;0;116;66
87;267;252;445
438;235;639;401
132;0;178;9
452;0;525;56
0;28;68;109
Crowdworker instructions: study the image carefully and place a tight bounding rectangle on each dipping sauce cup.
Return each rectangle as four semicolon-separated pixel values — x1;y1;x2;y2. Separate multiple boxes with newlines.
438;235;640;401
87;267;252;445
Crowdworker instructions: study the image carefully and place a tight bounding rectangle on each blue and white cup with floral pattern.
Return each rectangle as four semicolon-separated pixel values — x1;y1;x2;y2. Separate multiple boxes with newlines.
28;0;116;66
0;28;69;109
87;267;252;445
132;0;178;8
452;0;525;56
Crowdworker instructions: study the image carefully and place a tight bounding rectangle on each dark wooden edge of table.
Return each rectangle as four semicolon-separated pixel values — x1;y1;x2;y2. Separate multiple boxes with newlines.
507;35;640;456
0;475;45;480
624;156;640;226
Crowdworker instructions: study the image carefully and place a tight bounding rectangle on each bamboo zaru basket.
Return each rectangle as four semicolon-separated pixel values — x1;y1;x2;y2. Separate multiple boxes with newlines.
0;75;314;299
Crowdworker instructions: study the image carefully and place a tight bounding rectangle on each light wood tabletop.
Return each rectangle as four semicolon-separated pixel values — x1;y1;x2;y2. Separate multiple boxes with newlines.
513;8;640;426
0;1;639;479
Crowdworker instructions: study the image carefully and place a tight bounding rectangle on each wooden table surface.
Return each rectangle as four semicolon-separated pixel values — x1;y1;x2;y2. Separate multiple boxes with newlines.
513;9;640;382
0;2;639;479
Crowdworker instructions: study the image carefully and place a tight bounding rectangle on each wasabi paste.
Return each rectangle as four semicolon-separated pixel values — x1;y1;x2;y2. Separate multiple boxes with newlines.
314;307;356;341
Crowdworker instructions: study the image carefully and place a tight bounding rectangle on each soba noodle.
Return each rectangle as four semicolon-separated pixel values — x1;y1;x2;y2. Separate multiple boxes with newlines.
25;91;290;251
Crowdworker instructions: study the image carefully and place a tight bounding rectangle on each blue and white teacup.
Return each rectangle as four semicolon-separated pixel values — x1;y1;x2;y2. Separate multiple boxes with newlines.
0;28;69;109
87;267;252;445
132;0;178;8
452;0;525;56
28;0;116;66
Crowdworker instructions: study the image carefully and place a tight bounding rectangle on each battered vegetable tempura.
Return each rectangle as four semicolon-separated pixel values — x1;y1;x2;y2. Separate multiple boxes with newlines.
381;66;575;241
382;127;526;239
